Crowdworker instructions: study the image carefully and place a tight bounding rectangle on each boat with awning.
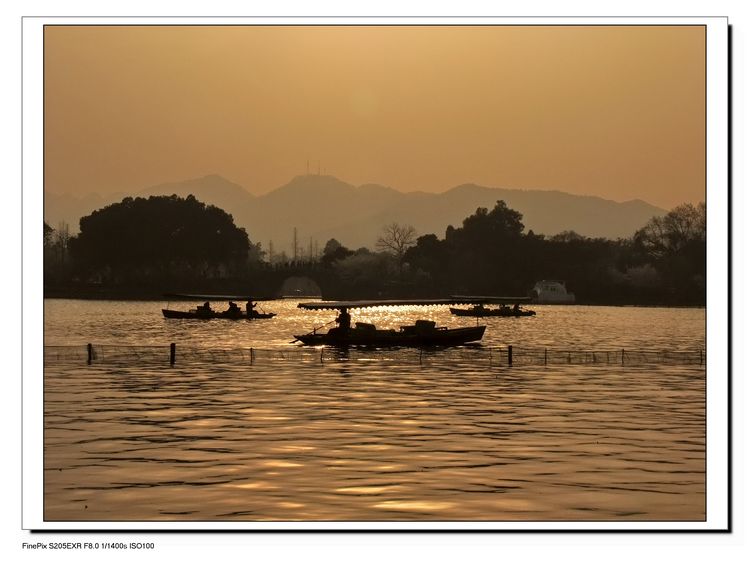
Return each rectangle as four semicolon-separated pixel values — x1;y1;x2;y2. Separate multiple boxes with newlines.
294;299;486;346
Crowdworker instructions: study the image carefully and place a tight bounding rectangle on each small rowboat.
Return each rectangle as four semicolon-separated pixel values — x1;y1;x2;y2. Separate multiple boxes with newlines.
449;306;535;317
161;293;276;320
448;295;536;318
161;308;275;320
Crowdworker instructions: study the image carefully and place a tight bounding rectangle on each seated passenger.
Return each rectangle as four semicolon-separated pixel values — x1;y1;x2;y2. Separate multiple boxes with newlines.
225;301;242;316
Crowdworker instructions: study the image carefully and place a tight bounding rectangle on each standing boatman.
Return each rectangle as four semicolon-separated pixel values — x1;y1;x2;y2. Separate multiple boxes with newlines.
246;300;257;318
335;307;351;331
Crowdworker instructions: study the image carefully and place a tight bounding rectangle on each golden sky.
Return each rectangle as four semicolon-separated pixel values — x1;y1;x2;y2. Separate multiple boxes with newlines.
44;25;705;208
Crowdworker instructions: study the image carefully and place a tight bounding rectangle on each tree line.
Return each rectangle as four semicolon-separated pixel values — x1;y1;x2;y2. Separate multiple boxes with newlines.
44;194;705;305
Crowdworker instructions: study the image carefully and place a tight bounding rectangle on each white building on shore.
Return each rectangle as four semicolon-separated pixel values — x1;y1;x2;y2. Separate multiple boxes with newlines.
532;280;576;304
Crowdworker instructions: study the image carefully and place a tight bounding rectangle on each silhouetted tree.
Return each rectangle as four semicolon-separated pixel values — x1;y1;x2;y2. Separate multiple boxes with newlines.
401;198;705;304
550;230;585;243
321;238;354;267
332;251;395;298
634;203;705;261
44;221;74;284
632;203;706;302
69;194;250;283
451;200;524;243
443;200;527;293
46;193;705;304
375;223;417;262
403;234;449;291
44;221;54;246
323;238;343;255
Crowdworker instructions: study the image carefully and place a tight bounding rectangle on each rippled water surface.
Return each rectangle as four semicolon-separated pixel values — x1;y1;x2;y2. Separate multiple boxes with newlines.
44;300;706;523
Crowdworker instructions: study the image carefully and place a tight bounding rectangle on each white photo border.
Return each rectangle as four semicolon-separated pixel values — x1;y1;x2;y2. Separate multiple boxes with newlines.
22;15;730;532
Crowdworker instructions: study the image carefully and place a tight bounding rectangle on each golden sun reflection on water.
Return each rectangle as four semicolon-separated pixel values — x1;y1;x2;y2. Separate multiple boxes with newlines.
336;485;402;494
278;502;305;509
229;482;279;490
182;418;226;427
373;500;455;511
43;301;706;522
263;460;304;468
276;445;316;452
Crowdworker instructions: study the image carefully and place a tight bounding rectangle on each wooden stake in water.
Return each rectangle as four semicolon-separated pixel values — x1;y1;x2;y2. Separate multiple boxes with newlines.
170;343;176;366
508;345;513;367
87;343;93;365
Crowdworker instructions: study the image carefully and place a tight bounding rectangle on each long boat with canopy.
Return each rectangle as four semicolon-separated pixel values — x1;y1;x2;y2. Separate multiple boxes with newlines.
162;293;276;320
294;299;486;346
448;295;536;317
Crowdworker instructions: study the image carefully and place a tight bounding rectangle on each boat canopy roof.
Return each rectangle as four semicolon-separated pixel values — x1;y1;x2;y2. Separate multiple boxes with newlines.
297;297;532;310
164;293;275;301
298;298;464;310
450;295;532;304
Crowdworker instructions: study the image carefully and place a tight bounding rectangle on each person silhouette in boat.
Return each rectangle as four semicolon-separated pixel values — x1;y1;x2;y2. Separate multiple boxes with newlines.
334;308;351;334
226;301;241;317
513;303;520;314
246;300;257;318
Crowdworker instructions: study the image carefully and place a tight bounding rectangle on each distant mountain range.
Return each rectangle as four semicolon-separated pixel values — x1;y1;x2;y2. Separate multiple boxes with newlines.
44;174;667;250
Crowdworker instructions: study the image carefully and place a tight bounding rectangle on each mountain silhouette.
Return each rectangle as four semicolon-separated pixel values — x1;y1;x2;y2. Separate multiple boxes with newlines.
45;174;667;250
44;174;253;233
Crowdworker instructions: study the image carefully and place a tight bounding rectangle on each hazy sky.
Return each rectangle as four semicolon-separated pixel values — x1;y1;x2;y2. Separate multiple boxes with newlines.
44;25;705;208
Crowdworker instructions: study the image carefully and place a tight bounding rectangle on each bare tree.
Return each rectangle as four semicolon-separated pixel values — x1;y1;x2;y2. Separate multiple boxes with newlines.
376;222;417;262
55;221;71;265
634;203;705;260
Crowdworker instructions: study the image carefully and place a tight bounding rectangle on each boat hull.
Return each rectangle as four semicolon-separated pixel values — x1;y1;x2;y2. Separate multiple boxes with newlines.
162;309;276;320
449;307;536;317
294;325;486;347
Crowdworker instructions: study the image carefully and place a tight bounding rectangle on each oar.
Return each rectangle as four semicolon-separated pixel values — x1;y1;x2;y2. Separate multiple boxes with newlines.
289;319;337;344
244;302;268;320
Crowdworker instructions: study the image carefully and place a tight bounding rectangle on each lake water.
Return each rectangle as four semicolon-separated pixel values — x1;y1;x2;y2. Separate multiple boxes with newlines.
43;299;706;524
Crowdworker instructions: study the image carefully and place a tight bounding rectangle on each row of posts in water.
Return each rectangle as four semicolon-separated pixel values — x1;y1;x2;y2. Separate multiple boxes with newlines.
84;343;705;367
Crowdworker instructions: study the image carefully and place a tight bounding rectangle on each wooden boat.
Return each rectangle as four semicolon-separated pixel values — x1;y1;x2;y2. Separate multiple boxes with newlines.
294;299;486;347
449;306;535;317
161;308;276;320
449;295;536;318
161;293;276;320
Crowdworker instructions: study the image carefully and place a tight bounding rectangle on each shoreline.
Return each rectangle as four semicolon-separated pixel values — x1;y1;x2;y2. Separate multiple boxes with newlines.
42;292;706;309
